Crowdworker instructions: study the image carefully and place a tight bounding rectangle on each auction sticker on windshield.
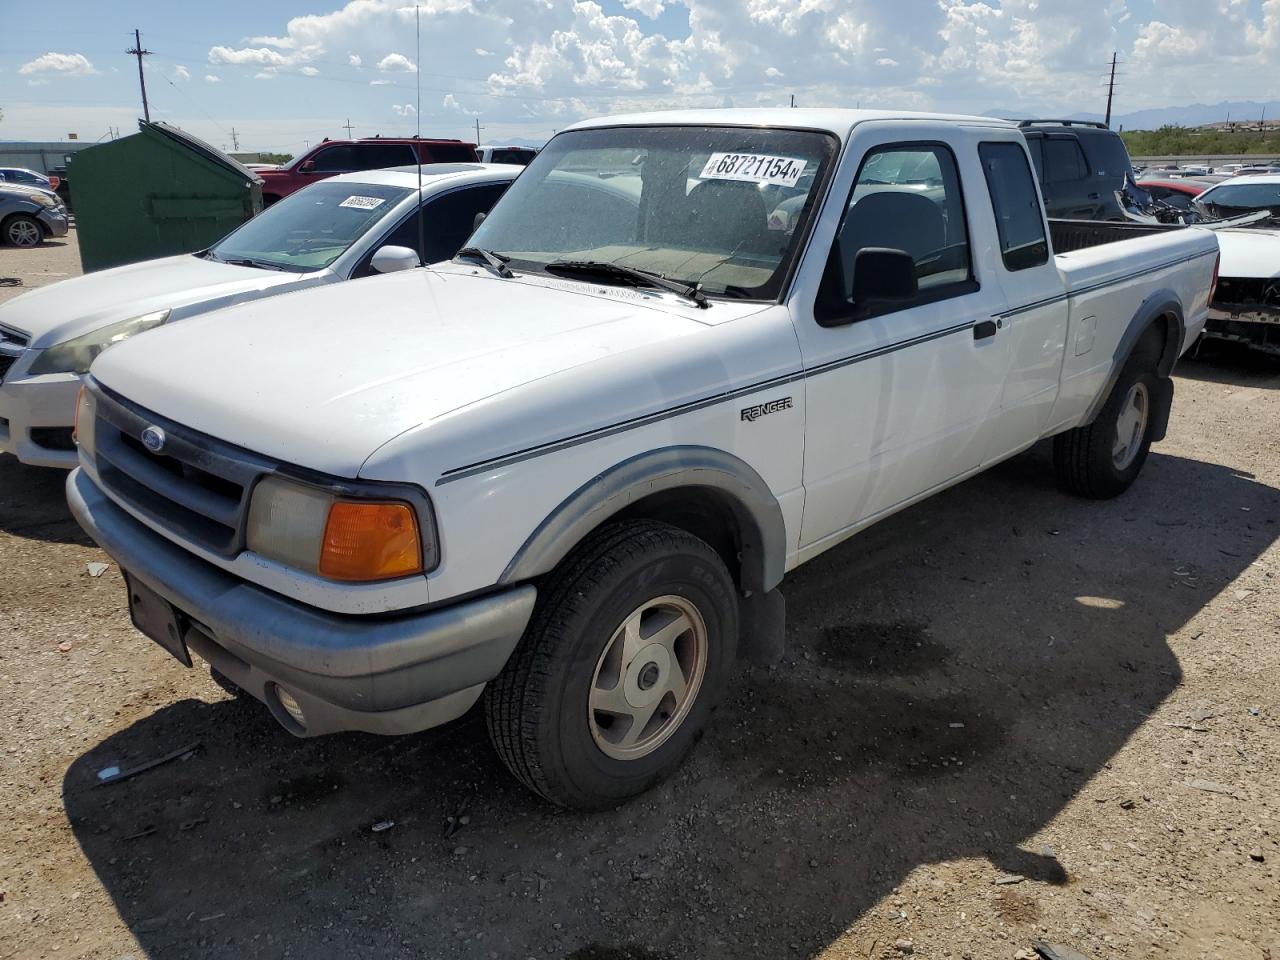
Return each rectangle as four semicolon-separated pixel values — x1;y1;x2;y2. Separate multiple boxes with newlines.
338;195;387;210
700;153;807;187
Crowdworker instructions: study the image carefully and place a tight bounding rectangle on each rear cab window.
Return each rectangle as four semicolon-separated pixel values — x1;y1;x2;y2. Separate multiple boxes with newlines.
979;142;1049;271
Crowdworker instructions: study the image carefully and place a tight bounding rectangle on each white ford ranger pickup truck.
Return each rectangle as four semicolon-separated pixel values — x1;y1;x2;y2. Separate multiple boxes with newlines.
68;109;1218;809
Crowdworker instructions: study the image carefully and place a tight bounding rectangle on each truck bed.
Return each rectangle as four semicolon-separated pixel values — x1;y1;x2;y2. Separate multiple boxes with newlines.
1049;219;1182;254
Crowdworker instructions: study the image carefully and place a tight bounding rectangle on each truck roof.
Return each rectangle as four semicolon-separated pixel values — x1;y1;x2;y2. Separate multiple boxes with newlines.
564;107;1016;138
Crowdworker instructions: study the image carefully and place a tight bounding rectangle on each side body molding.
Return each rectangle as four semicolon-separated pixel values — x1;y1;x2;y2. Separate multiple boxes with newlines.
1081;287;1184;429
498;446;788;593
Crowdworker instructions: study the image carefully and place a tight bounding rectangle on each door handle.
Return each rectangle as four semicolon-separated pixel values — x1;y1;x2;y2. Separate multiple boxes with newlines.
973;320;998;340
1087;192;1100;199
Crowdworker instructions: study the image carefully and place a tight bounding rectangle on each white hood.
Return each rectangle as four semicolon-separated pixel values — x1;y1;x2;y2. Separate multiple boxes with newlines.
1214;227;1280;280
0;254;313;349
89;266;754;477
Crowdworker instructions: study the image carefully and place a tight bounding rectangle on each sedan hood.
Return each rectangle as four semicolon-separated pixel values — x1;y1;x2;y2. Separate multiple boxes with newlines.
0;254;309;349
90;266;747;477
1215;226;1280;279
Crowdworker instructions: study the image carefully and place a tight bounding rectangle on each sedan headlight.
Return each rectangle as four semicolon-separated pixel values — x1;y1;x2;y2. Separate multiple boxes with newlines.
28;309;171;375
246;475;435;581
29;192;56;208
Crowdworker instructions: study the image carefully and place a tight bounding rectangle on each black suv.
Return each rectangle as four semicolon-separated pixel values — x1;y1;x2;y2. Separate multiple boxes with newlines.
1018;120;1139;221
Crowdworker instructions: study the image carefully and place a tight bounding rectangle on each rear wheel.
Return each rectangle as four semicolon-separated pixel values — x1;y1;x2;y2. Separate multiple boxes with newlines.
3;215;43;247
1054;350;1159;499
484;520;738;809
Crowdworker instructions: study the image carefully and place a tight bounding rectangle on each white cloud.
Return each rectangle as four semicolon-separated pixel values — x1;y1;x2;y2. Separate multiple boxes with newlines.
392;103;417;116
188;0;1280;139
301;65;320;76
620;0;665;17
173;65;191;81
442;93;474;114
376;52;417;73
370;78;391;86
205;74;222;83
18;52;97;77
253;71;276;80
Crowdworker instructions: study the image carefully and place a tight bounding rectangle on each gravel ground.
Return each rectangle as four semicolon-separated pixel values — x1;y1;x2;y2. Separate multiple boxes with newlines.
0;233;1276;960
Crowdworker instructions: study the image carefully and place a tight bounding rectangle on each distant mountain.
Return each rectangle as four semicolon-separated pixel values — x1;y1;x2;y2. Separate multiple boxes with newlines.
988;100;1280;131
480;136;546;149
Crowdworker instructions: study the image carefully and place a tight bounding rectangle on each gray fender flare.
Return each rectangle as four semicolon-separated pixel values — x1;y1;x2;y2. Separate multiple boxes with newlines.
498;446;788;593
1081;288;1184;429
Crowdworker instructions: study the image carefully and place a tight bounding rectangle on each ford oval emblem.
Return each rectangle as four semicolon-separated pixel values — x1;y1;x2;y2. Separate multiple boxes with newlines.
140;425;166;453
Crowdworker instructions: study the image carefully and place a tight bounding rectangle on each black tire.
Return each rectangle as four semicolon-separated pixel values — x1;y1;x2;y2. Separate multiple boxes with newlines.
1054;347;1160;499
3;214;44;248
484;520;738;810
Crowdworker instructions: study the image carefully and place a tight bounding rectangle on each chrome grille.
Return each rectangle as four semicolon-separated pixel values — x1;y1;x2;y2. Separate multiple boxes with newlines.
0;324;27;385
90;386;275;556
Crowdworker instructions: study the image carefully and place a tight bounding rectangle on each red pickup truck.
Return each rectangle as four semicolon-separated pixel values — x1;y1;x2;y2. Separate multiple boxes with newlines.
258;137;479;204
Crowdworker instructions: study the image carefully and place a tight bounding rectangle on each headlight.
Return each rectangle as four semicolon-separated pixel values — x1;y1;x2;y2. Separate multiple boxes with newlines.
28;309;171;375
246;475;433;581
29;193;56;208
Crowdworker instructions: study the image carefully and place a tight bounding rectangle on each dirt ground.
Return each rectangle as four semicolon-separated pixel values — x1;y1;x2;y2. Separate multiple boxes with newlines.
0;232;1276;960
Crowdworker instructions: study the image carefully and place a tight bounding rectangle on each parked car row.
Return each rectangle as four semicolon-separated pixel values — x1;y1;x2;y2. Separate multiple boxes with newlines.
0;162;519;465
0;108;1226;809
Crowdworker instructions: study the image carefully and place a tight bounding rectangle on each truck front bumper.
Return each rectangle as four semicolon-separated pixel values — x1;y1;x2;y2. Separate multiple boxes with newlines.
68;468;537;737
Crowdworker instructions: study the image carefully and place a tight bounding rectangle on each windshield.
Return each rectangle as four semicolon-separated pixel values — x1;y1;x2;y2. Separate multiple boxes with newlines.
209;181;412;271
467;124;839;300
1196;181;1280;217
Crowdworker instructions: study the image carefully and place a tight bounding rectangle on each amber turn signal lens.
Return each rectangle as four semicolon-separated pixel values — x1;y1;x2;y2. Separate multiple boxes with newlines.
319;500;423;581
73;385;86;441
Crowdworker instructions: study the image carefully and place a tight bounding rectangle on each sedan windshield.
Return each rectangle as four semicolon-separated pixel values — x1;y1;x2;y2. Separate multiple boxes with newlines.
208;181;412;271
466;124;839;300
1195;181;1280;218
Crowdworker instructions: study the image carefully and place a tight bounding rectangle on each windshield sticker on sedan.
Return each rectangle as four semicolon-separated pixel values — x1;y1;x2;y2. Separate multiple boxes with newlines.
700;153;807;187
338;195;387;210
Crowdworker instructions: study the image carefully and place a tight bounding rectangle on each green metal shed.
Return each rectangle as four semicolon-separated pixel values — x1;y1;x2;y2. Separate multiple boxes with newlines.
70;121;263;272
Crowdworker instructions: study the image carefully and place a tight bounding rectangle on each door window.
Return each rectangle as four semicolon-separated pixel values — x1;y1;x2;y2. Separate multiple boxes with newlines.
818;142;974;321
1044;137;1089;183
374;183;510;267
310;145;355;172
979;142;1049;271
354;143;416;170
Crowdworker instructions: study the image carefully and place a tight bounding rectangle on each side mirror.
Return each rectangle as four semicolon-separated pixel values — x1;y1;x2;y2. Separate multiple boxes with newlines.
299;160;317;173
473;211;487;232
370;245;420;274
849;247;917;312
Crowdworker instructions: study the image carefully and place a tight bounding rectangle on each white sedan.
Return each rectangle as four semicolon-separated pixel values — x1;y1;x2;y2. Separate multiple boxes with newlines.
0;163;517;467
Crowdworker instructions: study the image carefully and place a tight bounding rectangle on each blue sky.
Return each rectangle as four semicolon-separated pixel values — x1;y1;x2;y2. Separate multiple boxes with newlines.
1;0;1276;155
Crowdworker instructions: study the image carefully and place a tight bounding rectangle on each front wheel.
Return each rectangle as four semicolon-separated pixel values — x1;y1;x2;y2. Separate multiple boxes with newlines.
484;520;738;809
3;215;44;248
1054;355;1159;499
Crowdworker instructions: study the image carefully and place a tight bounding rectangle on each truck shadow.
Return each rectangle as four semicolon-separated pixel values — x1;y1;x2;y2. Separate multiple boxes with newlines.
62;447;1278;959
0;454;90;544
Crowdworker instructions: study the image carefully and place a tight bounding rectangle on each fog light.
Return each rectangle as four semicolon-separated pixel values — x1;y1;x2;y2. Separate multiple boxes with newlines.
275;687;306;729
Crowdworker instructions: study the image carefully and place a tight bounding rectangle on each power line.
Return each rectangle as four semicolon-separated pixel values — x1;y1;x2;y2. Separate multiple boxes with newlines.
126;29;152;123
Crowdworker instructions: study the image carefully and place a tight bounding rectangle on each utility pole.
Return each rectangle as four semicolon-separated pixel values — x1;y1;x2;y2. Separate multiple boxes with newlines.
1104;50;1117;129
789;93;796;108
342;118;354;138
474;117;483;143
126;29;152;123
230;128;240;151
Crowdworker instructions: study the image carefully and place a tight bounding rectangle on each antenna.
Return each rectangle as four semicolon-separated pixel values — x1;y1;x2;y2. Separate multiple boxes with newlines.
415;4;425;267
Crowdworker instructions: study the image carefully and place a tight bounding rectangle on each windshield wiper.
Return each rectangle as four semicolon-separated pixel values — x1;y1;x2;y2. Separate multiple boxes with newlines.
456;246;513;278
544;260;708;309
218;256;290;271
